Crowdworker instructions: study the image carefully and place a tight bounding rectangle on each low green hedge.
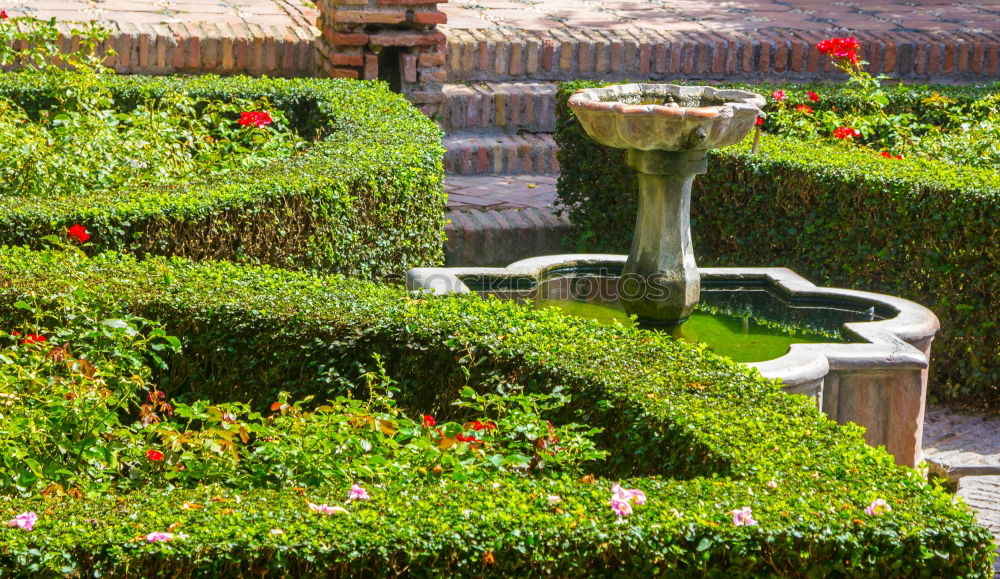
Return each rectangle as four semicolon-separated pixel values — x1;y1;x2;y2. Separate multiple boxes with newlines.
0;247;994;576
556;80;999;404
0;74;446;281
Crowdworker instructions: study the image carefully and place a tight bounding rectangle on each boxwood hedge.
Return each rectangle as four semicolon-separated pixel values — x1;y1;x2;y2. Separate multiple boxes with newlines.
0;74;446;281
0;247;994;577
555;80;999;405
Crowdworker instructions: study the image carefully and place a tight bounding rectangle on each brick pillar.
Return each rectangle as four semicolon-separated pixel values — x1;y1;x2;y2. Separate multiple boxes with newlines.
316;0;447;116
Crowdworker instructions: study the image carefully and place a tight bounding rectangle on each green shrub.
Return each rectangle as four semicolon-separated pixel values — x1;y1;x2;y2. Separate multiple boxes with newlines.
0;247;993;576
556;80;999;405
0;73;446;281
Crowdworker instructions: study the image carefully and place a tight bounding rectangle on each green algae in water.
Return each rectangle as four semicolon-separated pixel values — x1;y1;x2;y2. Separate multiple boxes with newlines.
535;299;835;363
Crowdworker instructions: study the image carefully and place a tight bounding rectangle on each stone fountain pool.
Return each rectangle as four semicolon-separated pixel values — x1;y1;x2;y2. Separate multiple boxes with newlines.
409;84;939;469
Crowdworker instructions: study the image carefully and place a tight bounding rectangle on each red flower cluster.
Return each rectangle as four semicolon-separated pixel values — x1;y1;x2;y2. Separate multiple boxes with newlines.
795;104;813;114
146;449;164;461
807;91;820;102
470;420;496;431
1;10;8;19
238;111;273;128
833;126;860;140
456;433;480;444
12;331;46;344
770;89;786;102
67;224;90;244
817;37;860;64
422;414;436;428
879;151;904;160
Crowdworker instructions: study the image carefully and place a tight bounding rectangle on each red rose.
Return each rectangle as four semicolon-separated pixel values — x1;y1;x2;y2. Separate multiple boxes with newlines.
146;449;164;461
1;10;8;19
67;224;90;244
755;116;764;126
238;111;273;128
817;37;860;63
807;91;819;102
422;414;436;428
796;104;813;114
833;126;860;140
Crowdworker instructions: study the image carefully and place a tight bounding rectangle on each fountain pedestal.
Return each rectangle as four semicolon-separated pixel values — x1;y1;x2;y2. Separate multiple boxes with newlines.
623;149;707;325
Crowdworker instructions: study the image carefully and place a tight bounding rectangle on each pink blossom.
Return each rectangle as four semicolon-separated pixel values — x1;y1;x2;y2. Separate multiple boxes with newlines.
766;480;778;489
348;484;371;501
864;498;891;516
547;494;562;506
4;512;37;531
145;531;174;543
770;89;786;102
611;483;646;506
308;502;349;516
731;506;758;526
610;499;633;517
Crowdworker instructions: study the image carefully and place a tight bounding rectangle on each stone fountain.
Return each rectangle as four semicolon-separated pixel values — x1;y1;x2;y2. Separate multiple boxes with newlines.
407;84;939;468
566;84;764;325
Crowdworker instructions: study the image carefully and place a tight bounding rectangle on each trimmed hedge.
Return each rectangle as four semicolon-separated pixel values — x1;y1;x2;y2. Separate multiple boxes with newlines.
556;80;999;404
0;74;446;281
0;248;994;577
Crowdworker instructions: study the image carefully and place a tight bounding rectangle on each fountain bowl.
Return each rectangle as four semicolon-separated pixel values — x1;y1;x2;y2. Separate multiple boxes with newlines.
567;84;766;151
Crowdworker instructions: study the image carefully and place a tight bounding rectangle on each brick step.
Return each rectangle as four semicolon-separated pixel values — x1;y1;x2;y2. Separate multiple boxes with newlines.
444;131;558;175
445;207;570;267
443;28;1000;83
440;82;558;133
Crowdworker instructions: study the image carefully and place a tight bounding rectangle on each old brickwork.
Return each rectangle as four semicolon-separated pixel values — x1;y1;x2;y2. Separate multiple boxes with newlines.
315;0;447;114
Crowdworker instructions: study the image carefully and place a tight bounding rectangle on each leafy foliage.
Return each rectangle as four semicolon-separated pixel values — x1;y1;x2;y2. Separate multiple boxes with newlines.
0;72;445;281
0;16;307;198
0;248;993;576
555;80;999;405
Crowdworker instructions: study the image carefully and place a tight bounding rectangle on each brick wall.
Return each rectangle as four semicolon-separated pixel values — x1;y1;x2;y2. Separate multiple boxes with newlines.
64;22;314;77
315;0;447;115
444;29;1000;83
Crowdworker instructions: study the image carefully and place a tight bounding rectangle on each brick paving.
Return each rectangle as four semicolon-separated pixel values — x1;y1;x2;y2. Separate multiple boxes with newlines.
443;0;1000;35
4;0;316;28
445;174;557;210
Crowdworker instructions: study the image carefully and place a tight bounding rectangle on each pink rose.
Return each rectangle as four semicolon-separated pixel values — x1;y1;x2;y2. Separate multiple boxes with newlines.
5;512;37;531
348;484;371;501
731;506;758;526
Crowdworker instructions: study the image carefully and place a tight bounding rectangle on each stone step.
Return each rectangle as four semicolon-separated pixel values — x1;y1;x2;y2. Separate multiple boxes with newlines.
444;131;559;175
440;82;558;133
